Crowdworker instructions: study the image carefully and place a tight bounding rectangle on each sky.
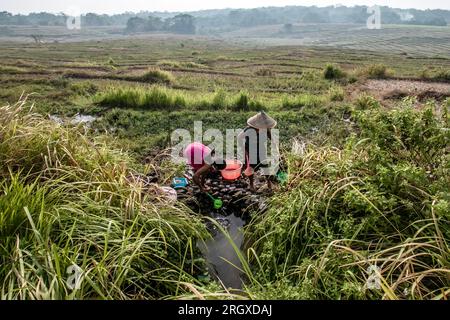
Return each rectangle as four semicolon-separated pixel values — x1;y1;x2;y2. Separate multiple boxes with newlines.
1;0;449;15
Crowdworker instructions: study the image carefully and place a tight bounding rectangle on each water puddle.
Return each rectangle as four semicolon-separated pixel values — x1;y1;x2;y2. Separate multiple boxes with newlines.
49;114;97;126
71;114;97;124
198;212;246;290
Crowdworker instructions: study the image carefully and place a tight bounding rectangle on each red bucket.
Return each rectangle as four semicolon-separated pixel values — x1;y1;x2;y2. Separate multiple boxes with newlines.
220;159;243;181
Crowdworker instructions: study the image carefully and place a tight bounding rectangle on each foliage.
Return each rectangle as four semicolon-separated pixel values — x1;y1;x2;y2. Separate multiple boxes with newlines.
0;97;209;299
140;68;174;85
360;64;392;79
323;64;346;80
246;102;450;299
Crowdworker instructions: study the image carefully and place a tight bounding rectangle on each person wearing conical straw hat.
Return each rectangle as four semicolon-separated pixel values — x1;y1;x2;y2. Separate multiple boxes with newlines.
238;111;278;192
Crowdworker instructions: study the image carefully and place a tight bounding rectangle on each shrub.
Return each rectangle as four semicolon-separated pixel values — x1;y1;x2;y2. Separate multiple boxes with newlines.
328;86;345;101
141;87;185;111
212;88;228;109
234;91;249;111
434;69;450;81
95;87;184;111
95;87;142;109
323;64;346;80
70;81;98;96
362;64;391;79
140;68;174;84
246;104;450;299
355;94;380;110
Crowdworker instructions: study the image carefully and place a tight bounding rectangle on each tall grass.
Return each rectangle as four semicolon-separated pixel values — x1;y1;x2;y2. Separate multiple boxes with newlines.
358;64;392;79
244;103;450;299
140;68;174;84
323;64;346;80
95;86;268;112
0;96;210;299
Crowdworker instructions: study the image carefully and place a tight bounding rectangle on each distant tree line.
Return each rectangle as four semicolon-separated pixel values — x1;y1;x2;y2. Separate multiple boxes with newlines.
0;5;448;31
0;11;133;26
125;14;196;34
194;6;449;29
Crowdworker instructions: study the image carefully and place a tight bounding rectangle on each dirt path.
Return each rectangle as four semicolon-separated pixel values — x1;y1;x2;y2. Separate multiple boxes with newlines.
351;79;450;105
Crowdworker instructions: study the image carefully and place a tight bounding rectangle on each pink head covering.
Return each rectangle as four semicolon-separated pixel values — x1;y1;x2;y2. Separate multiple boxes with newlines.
183;142;212;171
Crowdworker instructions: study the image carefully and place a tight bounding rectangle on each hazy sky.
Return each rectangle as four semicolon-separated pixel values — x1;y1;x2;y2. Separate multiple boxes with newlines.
1;0;449;14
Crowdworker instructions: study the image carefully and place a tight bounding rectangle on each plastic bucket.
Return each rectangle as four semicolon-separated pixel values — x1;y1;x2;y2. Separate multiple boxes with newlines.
220;159;243;181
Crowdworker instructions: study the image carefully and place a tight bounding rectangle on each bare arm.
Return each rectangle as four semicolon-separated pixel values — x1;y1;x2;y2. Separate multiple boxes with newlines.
193;164;212;191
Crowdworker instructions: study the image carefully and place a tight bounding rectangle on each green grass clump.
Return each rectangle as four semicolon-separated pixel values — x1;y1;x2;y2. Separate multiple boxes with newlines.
140;68;174;84
360;64;392;79
95;87;184;111
232;91;266;112
0;96;209;299
355;94;380;110
323;64;346;80
245;103;450;300
95;86;272;112
328;86;345;101
421;68;450;81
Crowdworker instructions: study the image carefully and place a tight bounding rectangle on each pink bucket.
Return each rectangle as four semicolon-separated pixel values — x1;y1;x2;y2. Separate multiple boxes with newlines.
220;159;243;181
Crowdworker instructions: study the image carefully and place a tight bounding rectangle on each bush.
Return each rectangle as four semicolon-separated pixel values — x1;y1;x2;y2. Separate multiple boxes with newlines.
323;64;346;80
355;94;380;110
361;64;391;79
246;104;450;299
231;92;265;112
421;68;450;81
95;87;142;109
212;88;228;109
328;86;345;101
95;87;183;111
140;68;174;84
234;91;249;111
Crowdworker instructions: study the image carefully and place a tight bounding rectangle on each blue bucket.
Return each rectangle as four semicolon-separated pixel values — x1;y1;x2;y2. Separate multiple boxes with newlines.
172;177;189;189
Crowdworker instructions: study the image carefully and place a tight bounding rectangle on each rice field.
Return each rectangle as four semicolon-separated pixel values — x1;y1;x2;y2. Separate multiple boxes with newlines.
0;25;449;300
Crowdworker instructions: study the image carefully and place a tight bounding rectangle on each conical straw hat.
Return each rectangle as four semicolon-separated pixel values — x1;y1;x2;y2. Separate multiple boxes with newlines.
247;111;277;129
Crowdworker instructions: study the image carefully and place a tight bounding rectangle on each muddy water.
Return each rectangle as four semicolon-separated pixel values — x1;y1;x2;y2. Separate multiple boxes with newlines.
198;212;246;289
